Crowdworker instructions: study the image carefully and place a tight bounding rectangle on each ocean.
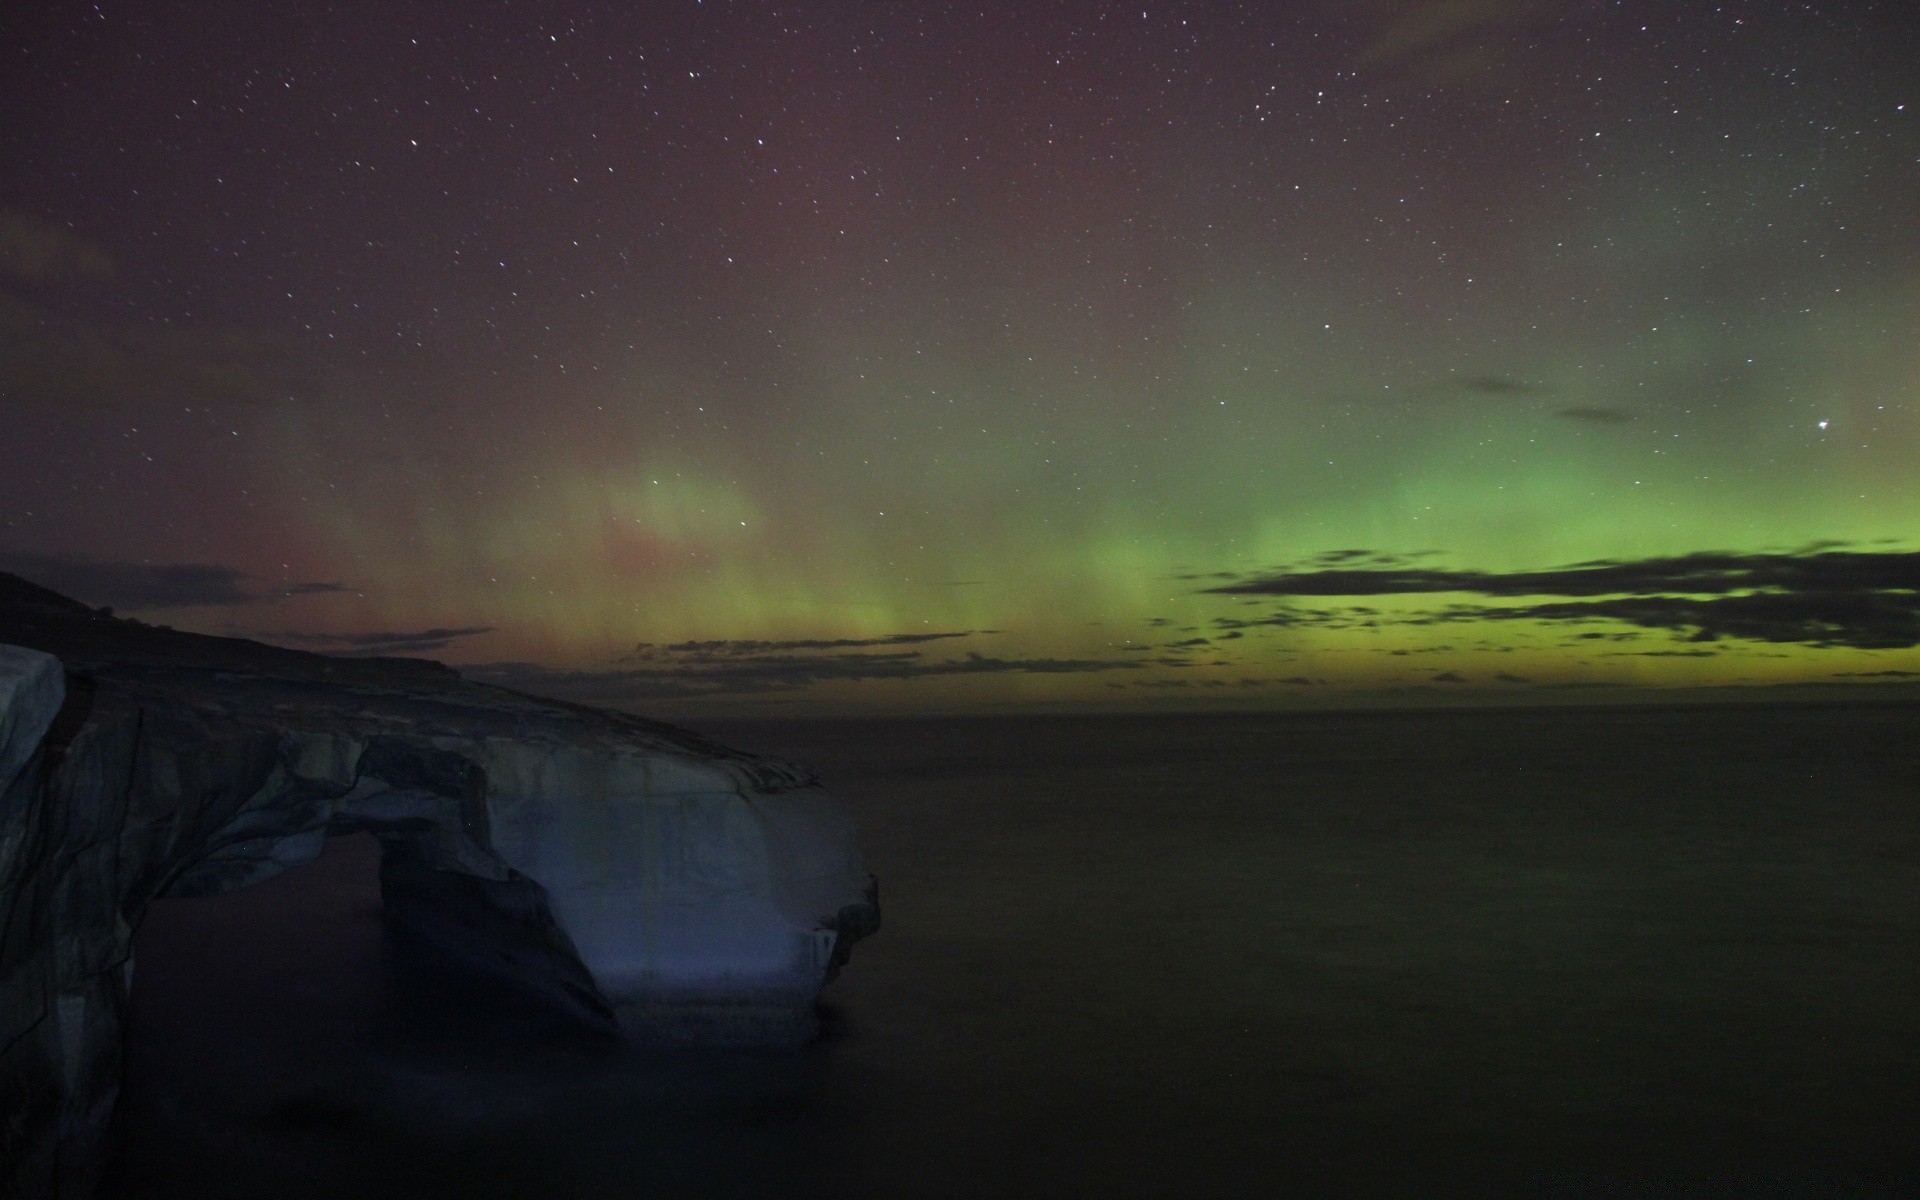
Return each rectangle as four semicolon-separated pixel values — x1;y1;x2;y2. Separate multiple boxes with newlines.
98;704;1920;1197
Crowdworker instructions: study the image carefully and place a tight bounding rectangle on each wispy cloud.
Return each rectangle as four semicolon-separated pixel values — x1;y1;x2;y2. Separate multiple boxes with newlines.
0;209;321;414
0;553;354;612
0;209;113;284
1355;0;1567;86
0;553;254;610
0;303;323;413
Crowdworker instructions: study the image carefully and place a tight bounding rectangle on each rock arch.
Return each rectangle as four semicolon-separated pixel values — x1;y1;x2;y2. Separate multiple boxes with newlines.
0;577;877;1198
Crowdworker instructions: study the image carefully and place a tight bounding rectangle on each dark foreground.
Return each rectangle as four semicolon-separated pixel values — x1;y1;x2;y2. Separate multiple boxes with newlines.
100;703;1920;1198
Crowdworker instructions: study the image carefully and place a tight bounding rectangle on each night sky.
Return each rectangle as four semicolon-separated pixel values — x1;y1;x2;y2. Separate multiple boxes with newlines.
3;2;1916;715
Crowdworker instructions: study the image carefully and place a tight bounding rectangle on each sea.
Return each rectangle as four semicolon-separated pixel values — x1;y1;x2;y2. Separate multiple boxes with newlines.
97;704;1920;1198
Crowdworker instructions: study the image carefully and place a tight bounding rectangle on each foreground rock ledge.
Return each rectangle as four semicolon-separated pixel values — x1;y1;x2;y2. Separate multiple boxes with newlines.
0;572;878;1198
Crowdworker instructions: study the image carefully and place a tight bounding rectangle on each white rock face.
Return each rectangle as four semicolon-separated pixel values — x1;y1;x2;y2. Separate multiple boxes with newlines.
372;736;878;1043
476;740;873;1040
0;644;63;797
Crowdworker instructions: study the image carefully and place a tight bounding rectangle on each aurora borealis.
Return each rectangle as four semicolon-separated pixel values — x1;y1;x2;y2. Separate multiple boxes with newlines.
2;1;1916;714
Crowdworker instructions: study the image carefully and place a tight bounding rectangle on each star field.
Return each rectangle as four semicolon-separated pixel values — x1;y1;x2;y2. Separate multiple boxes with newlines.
2;1;1917;713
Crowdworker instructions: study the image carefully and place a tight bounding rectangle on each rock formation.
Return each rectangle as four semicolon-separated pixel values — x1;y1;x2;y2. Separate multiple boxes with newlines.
0;572;878;1198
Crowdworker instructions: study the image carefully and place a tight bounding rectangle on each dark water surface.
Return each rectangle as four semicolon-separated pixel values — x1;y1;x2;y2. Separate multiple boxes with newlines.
100;705;1920;1197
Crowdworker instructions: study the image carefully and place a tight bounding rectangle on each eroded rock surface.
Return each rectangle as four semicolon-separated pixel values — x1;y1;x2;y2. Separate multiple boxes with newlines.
0;572;877;1199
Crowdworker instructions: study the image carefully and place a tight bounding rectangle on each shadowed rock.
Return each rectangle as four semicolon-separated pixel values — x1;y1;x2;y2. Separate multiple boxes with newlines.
0;572;878;1199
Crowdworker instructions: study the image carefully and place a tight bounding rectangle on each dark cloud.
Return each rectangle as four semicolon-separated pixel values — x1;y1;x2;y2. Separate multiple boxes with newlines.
1339;375;1549;407
470;644;1152;702
1831;669;1920;679
1201;547;1920;650
1204;548;1920;600
1452;374;1544;397
1431;671;1469;683
1621;648;1719;658
1557;406;1635;424
1497;593;1920;650
629;631;977;658
1492;671;1530;683
270;626;494;657
1212;605;1395;634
